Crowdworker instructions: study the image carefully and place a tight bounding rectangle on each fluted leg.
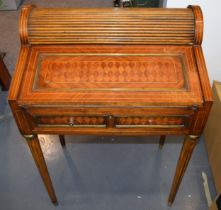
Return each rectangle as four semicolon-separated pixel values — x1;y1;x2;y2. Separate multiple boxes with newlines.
168;135;199;205
25;135;58;204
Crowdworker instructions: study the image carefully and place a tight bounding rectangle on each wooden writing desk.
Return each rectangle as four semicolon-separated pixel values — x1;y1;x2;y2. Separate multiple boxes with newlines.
8;5;213;205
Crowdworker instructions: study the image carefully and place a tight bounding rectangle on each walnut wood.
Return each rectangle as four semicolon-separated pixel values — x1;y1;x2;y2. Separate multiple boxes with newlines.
168;135;199;205
8;5;213;205
26;135;58;204
0;56;11;90
59;135;65;147
159;135;166;150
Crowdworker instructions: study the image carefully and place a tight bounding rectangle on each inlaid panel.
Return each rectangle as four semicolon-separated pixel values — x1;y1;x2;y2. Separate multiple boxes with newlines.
115;116;188;128
35;54;185;91
18;45;203;106
36;116;106;127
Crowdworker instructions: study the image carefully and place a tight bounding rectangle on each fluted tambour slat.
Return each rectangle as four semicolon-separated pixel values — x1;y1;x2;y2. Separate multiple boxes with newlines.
24;8;196;45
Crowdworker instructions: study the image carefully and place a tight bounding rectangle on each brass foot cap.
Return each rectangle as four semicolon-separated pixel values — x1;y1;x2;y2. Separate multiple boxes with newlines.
52;201;58;205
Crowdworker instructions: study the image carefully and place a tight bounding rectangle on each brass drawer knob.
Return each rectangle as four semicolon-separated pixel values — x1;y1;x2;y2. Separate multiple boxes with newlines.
69;117;74;126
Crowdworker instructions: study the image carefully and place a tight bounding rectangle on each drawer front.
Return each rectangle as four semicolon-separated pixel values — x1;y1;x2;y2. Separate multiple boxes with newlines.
35;116;106;127
34;115;189;129
115;116;188;128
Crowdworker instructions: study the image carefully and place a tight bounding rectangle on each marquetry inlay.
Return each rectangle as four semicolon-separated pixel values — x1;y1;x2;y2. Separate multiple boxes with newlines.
36;116;105;125
116;116;186;126
9;4;213;206
35;54;185;91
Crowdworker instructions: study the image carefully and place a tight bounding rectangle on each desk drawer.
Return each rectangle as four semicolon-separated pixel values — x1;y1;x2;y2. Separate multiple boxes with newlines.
35;116;106;128
115;116;188;128
27;105;194;131
34;115;188;129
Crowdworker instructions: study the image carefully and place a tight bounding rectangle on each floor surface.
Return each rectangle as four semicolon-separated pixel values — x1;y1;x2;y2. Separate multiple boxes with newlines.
0;0;216;209
0;91;217;210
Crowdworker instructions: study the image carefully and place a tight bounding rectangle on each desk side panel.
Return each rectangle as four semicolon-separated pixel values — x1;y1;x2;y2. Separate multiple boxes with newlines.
190;46;213;135
8;46;30;100
8;46;34;135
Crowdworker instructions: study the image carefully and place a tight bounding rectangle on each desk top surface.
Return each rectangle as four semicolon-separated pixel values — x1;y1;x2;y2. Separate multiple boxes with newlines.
18;45;203;107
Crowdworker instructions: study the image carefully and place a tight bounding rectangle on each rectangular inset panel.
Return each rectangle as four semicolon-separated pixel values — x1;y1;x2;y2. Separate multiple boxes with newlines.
115;116;188;128
35;115;106;128
34;54;186;91
18;45;203;106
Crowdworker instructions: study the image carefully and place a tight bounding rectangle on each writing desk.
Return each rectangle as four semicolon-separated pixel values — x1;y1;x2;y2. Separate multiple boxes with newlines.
8;5;213;205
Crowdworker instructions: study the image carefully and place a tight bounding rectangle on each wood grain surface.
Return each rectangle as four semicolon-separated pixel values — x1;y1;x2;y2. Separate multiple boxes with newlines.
18;45;203;106
8;4;213;205
22;7;196;45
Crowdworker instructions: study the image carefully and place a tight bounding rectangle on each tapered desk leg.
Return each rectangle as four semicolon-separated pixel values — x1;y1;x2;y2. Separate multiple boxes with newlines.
59;135;66;147
159;135;166;150
0;57;11;91
25;135;58;204
168;135;199;205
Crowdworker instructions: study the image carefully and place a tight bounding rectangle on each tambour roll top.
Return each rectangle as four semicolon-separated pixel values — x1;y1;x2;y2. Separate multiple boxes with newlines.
19;5;203;45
